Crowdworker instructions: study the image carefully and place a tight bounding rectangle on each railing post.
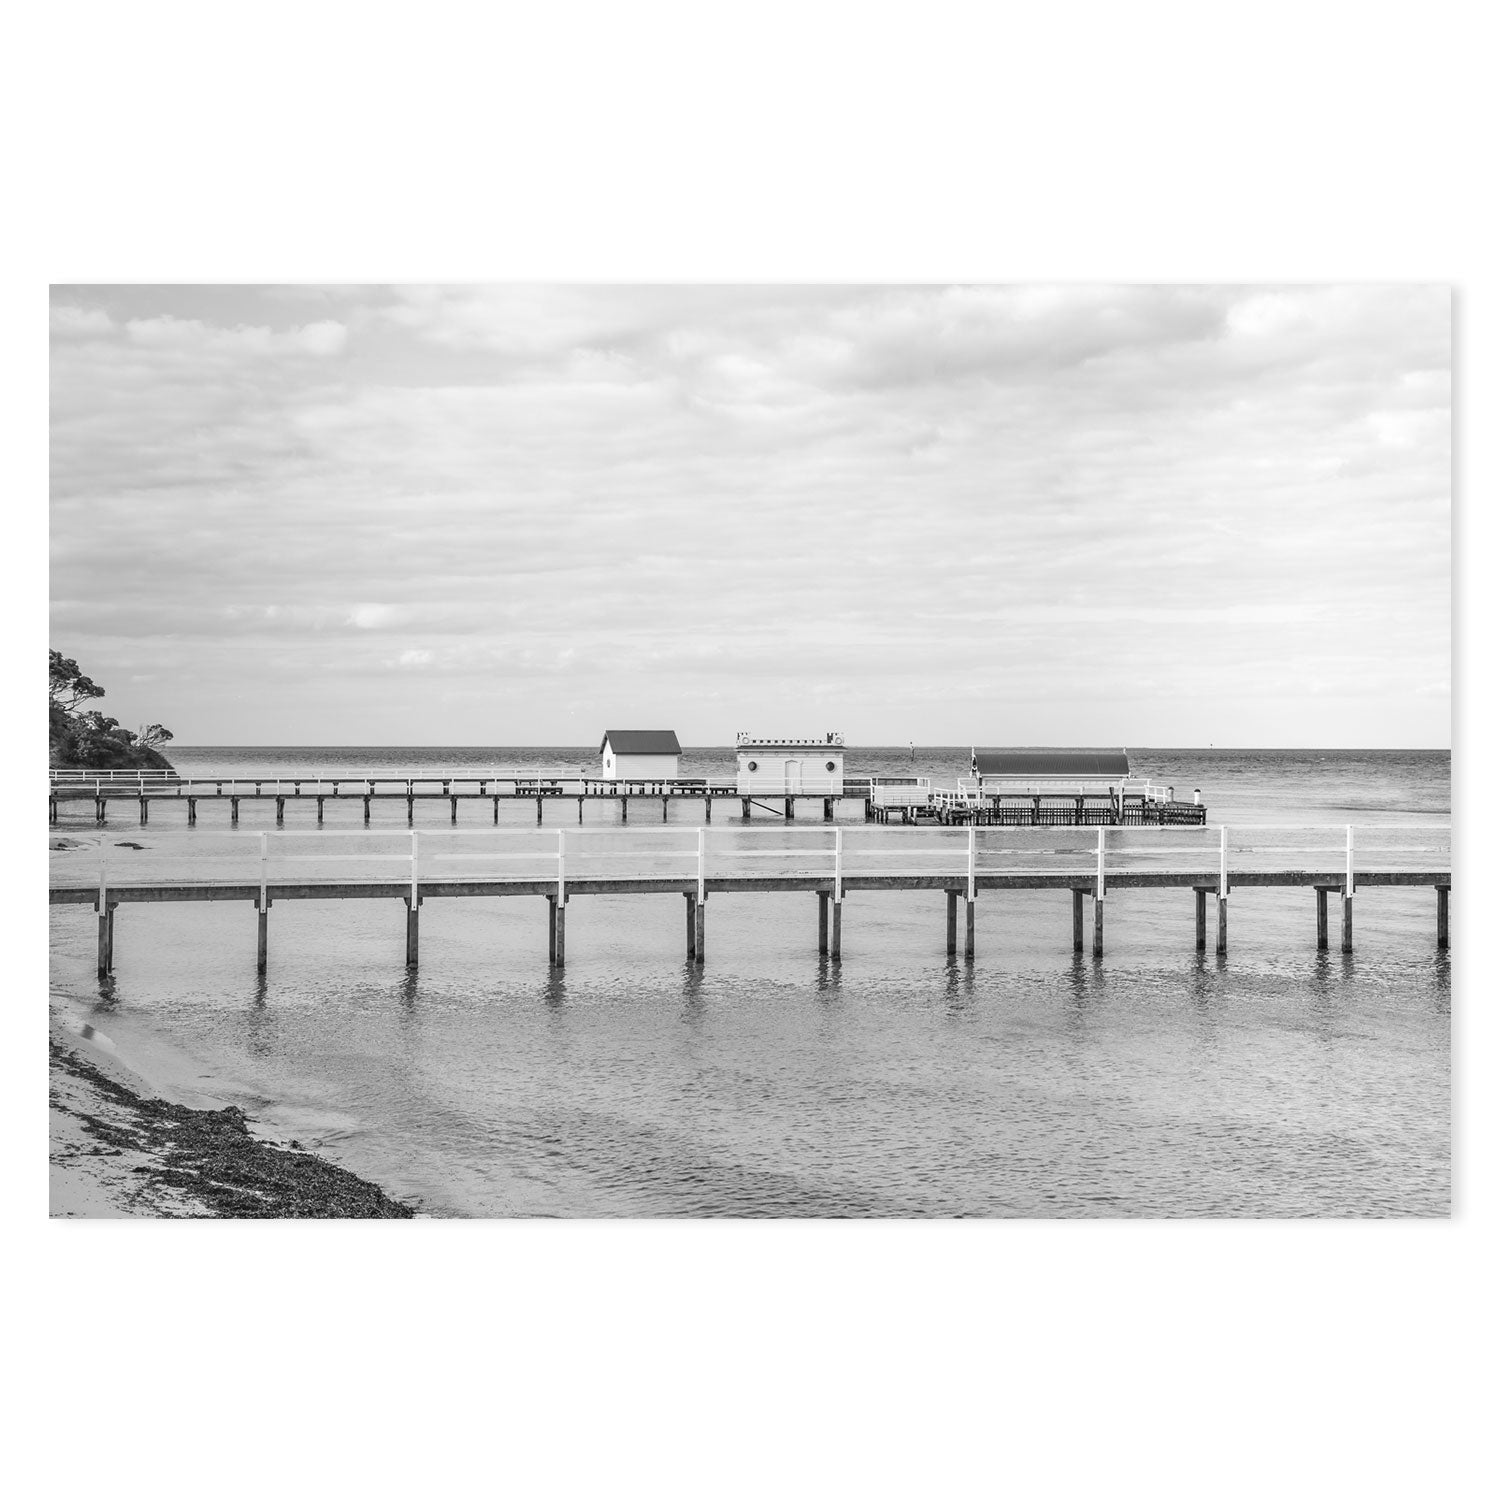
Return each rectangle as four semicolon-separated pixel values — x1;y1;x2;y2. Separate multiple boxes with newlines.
557;828;567;902
1217;825;1229;955
1342;824;1355;953
1093;827;1105;957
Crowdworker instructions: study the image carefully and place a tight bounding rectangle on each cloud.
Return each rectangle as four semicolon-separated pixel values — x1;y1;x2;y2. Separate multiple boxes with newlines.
48;284;1450;745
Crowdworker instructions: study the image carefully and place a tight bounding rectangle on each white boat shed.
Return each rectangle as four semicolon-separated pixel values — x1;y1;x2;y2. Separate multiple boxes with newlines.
600;729;682;783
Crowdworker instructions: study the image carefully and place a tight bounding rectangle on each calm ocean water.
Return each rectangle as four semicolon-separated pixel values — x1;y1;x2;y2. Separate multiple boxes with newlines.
49;747;1450;1217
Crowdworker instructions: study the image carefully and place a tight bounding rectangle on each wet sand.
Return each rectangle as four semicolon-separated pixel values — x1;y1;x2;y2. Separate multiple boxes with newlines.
49;1016;415;1218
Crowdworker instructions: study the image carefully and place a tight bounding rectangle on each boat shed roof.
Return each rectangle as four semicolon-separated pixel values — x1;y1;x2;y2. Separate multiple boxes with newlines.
974;749;1131;778
600;729;682;755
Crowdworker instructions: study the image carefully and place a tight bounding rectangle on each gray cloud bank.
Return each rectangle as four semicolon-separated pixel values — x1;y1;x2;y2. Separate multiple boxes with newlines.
50;285;1450;746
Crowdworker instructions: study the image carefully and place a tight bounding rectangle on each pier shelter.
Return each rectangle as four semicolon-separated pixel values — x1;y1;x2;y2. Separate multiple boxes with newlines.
972;748;1132;794
736;732;844;795
600;730;681;782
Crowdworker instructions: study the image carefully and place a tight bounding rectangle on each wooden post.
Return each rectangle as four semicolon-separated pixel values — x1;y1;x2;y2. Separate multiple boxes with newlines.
315;795;325;826
547;896;557;965
704;796;712;824
536;797;544;825
553;899;567;967
256;902;269;974
620;797;628;824
662;797;669;823
946;891;958;956
1073;889;1085;953
1092;896;1104;958
187;797;197;826
1316;888;1329;950
405;897;419;967
829;901;842;961
1196;888;1207;952
864;798;874;822
406;794;415;827
785;797;795;821
450;795;458;825
492;796;500;824
686;893;697;959
823;798;833;822
1341;894;1353;954
95;797;106;825
1438;885;1449;950
1217;896;1228;956
964;898;976;960
818;891;830;955
232;796;241;826
578;798;585;824
742;798;751;821
274;795;285;826
96;903;114;977
693;900;706;963
139;797;149;825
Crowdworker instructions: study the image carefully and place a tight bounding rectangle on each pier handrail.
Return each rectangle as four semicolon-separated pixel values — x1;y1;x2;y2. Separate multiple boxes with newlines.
65;822;1450;898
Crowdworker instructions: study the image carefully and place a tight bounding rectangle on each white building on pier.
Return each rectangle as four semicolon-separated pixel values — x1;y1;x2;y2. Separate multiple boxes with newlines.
600;730;682;782
735;731;844;794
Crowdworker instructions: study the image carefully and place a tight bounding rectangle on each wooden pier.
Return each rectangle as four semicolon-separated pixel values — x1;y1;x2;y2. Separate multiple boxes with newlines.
48;770;1208;828
50;824;1450;977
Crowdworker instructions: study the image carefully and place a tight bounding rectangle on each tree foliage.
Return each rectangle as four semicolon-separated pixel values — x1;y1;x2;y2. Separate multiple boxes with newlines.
49;650;175;770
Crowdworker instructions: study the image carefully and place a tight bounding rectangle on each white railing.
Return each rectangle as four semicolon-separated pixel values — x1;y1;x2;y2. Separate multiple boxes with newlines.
52;770;881;796
50;767;182;785
62;823;1450;896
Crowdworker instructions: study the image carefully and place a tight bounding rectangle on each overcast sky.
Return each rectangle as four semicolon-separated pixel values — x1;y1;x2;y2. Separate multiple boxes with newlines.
49;284;1450;748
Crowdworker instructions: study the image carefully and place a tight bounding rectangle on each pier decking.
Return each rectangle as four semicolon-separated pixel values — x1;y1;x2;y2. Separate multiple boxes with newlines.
51;824;1450;976
48;769;1209;827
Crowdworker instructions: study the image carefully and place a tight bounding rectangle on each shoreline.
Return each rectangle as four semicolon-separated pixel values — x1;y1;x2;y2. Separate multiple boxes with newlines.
49;1011;418;1219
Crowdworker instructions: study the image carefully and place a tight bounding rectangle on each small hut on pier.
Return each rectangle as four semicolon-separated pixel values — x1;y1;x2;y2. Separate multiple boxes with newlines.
600;730;681;782
736;732;844;794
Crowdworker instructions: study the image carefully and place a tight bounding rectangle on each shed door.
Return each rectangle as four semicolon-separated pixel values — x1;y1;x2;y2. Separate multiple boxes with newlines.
784;759;801;792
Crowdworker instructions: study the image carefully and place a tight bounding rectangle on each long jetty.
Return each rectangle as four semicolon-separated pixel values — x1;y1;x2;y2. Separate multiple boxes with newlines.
50;824;1450;977
48;769;1208;828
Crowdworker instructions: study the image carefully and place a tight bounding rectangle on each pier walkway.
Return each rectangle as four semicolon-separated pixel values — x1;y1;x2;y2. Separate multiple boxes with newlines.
50;823;1450;976
48;768;1208;827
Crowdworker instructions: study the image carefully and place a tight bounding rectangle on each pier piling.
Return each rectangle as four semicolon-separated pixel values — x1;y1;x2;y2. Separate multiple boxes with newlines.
405;897;419;967
96;902;114;977
1316;887;1331;950
406;795;414;827
1438;885;1449;949
232;796;240;826
686;893;697;959
450;795;458;825
742;798;751;821
785;798;795;821
829;901;842;961
317;796;325;826
819;892;830;956
1092;896;1104;958
823;798;833;823
275;796;285;827
1195;888;1208;952
964;898;976;960
1073;889;1085;953
1341;895;1354;954
138;797;148;826
1217;897;1228;956
946;891;958;956
187;797;197;826
256;901;269;973
693;899;706;963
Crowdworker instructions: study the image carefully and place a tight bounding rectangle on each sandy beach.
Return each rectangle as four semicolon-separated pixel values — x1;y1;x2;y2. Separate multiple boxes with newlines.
49;1007;416;1218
